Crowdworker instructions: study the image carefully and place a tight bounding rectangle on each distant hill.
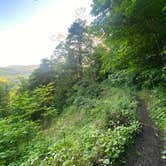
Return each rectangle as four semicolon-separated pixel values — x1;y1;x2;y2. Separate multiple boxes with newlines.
0;65;38;82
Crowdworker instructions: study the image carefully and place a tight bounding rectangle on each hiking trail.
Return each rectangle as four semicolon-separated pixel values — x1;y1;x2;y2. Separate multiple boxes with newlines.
124;96;166;166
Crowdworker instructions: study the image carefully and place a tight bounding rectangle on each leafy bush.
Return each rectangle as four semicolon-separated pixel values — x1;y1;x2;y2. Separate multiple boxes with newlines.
95;121;139;165
73;96;97;110
0;118;39;165
108;70;134;88
73;80;103;99
10;83;57;123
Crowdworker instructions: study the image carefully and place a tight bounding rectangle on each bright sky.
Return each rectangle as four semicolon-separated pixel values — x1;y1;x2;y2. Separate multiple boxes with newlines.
0;0;92;67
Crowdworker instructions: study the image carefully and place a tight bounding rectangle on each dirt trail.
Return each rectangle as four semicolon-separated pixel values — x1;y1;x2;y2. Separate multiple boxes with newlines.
124;97;166;166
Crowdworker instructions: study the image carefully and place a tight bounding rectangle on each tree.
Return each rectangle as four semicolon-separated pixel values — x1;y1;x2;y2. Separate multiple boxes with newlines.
66;19;93;78
91;0;166;87
29;58;56;89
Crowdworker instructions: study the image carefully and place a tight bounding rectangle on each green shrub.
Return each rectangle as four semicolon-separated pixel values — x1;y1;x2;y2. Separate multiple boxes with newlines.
73;96;97;110
73;80;103;99
0;118;39;165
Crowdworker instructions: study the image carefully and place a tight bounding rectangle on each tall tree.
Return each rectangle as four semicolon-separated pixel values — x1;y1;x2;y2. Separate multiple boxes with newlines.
66;19;93;77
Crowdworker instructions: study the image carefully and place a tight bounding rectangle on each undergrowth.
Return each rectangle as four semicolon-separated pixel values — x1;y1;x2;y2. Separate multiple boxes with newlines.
16;84;140;166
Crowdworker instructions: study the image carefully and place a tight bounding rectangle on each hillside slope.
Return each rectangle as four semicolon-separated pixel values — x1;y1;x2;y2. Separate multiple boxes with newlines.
0;65;38;81
0;83;140;165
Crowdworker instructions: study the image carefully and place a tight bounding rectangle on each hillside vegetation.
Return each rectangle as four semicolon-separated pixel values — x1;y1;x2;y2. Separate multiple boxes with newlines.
0;65;38;82
0;0;165;165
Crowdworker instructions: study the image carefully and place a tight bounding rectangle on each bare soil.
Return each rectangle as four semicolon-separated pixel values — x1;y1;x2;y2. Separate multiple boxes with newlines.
123;97;166;166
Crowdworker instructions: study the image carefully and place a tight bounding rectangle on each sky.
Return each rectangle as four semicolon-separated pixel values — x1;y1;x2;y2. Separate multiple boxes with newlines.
0;0;92;67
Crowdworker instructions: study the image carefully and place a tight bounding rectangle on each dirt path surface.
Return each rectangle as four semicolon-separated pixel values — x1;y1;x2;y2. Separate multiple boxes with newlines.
124;97;166;166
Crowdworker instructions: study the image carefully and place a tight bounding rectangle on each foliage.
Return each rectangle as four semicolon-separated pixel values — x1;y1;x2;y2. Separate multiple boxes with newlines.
0;78;10;118
107;70;134;88
73;79;103;98
17;84;139;166
149;88;166;133
10;83;57;123
66;19;93;78
29;59;55;89
91;0;166;88
0;117;39;165
0;0;165;165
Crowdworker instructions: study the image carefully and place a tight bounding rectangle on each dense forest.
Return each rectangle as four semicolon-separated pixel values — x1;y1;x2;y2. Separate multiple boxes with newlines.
0;0;166;165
